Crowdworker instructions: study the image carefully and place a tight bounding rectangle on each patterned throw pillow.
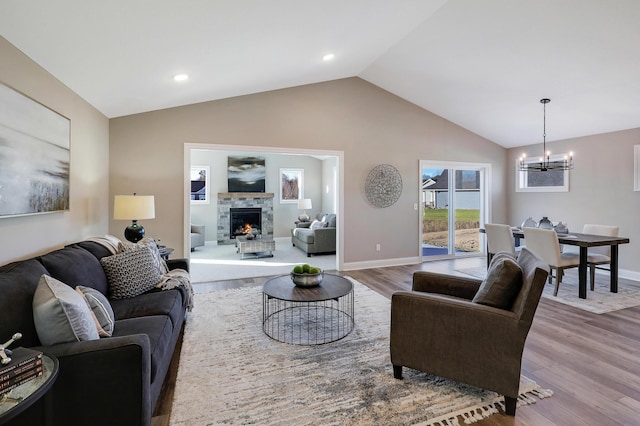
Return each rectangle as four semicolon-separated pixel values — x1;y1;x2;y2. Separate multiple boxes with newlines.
122;237;168;275
76;285;115;337
100;246;163;299
33;275;100;345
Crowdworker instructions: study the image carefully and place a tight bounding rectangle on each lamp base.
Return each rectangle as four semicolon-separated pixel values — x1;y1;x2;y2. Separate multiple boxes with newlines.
124;221;145;243
298;211;310;222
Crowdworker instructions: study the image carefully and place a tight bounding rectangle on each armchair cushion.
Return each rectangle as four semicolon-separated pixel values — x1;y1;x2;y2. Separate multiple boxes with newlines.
473;254;523;310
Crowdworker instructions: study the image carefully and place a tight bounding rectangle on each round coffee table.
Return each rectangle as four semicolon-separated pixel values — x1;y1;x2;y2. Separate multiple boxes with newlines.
263;274;354;345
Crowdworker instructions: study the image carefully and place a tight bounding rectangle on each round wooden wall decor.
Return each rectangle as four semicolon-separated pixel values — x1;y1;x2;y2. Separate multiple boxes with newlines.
365;164;403;208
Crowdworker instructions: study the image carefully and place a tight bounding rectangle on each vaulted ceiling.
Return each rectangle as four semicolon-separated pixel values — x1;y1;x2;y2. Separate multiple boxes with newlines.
2;0;639;148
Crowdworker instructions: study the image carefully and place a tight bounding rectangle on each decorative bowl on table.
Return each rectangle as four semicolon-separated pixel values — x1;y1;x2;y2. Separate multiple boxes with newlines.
291;270;324;287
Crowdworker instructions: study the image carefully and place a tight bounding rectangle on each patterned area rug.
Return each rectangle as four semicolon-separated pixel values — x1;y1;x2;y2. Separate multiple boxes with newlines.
455;267;640;314
170;278;552;425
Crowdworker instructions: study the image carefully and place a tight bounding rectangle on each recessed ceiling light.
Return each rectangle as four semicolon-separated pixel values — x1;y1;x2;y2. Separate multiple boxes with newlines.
322;53;335;62
174;74;189;82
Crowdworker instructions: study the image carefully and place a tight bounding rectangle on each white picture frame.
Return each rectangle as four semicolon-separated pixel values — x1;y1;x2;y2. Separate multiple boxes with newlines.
190;165;210;204
280;168;303;203
635;145;640;191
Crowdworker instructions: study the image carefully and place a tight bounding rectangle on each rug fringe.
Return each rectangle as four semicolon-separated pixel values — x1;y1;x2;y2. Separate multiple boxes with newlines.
425;388;552;426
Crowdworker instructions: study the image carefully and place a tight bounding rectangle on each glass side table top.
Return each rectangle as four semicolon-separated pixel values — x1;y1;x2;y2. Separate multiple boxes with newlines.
0;354;59;424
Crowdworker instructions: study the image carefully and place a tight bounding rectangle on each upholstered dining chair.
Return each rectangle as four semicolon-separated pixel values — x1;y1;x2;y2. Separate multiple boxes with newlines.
485;223;522;267
523;227;580;296
583;224;619;291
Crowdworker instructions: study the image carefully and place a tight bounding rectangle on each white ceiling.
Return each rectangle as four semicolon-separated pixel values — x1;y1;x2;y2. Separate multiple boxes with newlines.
2;0;640;148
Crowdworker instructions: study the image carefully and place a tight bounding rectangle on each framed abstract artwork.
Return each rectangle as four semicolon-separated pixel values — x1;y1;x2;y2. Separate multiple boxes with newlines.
280;168;303;203
190;165;210;204
0;82;70;218
227;156;265;192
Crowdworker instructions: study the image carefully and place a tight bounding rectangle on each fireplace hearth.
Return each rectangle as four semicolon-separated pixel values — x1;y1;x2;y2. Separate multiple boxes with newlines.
230;208;262;239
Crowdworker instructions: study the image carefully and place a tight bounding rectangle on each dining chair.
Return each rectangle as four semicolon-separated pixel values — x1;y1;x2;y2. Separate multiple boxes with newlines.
583;224;619;291
484;223;522;267
523;227;581;296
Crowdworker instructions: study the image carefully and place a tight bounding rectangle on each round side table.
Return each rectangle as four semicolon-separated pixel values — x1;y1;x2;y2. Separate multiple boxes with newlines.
0;354;59;425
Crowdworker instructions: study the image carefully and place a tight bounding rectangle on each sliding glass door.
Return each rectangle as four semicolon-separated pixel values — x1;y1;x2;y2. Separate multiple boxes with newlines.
420;161;488;258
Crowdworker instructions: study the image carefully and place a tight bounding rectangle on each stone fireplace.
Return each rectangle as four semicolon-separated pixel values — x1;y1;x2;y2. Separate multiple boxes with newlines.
217;192;274;244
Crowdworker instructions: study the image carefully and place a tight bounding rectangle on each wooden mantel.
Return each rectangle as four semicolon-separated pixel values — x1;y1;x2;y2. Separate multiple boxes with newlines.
218;192;274;199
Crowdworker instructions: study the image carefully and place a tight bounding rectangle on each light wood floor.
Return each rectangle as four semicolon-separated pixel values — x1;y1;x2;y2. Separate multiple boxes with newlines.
152;257;640;426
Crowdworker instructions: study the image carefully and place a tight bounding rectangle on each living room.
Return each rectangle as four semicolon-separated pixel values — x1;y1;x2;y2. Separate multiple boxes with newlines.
2;1;640;425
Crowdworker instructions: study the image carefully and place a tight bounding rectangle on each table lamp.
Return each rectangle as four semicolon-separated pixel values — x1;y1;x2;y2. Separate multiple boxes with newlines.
297;198;312;222
114;193;155;242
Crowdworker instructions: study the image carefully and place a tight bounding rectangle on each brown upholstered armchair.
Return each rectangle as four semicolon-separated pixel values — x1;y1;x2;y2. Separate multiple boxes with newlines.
390;248;549;416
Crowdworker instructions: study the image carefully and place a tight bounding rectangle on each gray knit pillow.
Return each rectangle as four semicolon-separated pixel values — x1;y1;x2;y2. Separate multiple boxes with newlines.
101;247;163;299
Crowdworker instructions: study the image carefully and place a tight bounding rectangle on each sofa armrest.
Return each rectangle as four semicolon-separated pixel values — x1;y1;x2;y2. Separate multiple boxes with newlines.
167;258;189;272
311;227;336;249
191;224;205;235
29;334;152;426
412;271;481;300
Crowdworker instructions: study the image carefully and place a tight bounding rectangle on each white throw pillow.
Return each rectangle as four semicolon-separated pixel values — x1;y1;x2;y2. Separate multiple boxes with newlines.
33;275;100;345
310;219;327;230
76;285;115;337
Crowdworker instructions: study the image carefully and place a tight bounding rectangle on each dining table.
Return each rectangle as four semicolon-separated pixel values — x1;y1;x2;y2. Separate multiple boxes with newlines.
482;228;630;299
512;228;629;299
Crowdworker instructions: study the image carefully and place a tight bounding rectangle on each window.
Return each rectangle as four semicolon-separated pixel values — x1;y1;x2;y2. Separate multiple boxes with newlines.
516;156;569;192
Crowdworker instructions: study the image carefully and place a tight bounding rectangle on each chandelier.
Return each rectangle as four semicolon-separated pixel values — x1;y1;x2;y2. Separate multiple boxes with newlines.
519;98;573;172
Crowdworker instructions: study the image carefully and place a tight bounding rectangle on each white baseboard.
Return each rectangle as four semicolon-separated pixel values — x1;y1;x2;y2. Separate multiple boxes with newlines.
343;256;420;271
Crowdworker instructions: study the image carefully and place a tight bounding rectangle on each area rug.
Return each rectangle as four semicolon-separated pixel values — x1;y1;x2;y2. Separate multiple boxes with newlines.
170;278;552;425
455;267;640;314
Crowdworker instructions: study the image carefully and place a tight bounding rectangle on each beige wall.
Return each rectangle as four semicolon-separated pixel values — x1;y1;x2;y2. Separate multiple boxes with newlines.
110;77;507;267
507;129;640;276
0;37;109;265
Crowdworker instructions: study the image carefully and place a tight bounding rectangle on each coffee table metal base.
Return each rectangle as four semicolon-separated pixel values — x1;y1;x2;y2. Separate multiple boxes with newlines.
262;275;354;345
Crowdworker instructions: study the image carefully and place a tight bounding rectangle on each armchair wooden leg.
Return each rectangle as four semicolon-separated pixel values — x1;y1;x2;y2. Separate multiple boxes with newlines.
393;365;403;380
590;264;596;291
504;396;517;416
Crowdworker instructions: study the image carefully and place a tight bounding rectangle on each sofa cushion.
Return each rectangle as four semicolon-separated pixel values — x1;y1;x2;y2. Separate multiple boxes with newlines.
39;245;109;295
101;247;163;299
472;256;523;310
112;315;174;382
110;288;185;327
76;285;115;337
33;275;100;345
293;228;315;244
0;259;49;347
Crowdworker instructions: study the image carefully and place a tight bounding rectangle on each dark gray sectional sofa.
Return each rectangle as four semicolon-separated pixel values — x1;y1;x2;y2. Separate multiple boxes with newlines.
0;240;189;426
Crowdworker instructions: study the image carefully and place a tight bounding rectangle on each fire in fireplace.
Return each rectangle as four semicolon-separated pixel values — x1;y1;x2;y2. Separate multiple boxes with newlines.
230;208;262;238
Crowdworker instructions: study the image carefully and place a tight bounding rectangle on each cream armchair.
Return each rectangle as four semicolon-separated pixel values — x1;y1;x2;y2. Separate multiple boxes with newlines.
390;248;549;416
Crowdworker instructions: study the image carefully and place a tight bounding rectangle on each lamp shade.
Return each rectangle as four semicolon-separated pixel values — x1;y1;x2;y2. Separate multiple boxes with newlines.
297;198;312;210
114;195;155;220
